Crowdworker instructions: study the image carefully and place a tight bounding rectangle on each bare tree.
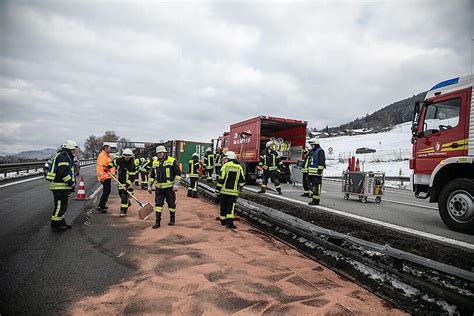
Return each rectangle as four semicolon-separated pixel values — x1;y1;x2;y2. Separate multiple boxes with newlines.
102;131;120;142
84;135;103;158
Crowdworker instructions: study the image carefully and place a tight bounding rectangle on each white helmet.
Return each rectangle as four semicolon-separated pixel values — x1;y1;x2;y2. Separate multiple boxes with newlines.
206;147;212;153
140;157;145;163
155;145;167;153
266;141;273;148
308;138;320;145
152;156;158;161
225;151;237;160
192;152;199;158
62;140;78;150
122;148;134;157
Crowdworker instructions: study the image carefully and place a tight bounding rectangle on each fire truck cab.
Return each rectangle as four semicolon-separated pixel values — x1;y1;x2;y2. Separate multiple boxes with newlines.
411;75;474;234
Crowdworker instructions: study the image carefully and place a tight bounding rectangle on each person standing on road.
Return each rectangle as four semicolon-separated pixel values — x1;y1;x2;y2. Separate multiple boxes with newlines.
187;153;200;198
215;151;245;229
204;147;215;184
139;157;151;190
301;147;312;197
258;141;283;195
96;144;115;214
133;156;141;186
214;147;223;178
148;146;181;229
45;140;78;230
105;149;136;217
307;138;326;206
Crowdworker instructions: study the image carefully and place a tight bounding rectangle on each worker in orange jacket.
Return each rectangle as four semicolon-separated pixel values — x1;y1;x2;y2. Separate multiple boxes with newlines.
96;144;115;213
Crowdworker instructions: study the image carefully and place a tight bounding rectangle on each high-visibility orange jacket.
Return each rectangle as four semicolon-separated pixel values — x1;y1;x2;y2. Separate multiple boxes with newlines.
96;150;115;182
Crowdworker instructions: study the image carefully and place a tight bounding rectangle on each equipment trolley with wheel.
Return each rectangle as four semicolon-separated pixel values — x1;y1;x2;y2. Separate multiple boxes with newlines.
342;171;385;203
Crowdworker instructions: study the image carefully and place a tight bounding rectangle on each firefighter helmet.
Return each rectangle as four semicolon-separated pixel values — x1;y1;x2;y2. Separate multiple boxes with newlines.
308;138;320;145
140;157;145;163
206;147;212;153
155;145;167;153
266;141;273;148
225;151;237;160
62;140;78;150
192;153;199;158
122;149;134;157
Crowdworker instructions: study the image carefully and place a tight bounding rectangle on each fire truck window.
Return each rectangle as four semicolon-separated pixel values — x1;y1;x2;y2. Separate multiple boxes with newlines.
223;138;228;147
423;98;461;135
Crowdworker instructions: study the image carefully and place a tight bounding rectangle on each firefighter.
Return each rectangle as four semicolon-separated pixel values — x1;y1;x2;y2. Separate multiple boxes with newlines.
96;144;115;213
214;147;223;177
188;152;200;198
301;147;312;197
139;157;151;190
133;156;141;186
105;149;136;216
215;151;245;229
46;140;78;230
148;145;181;229
307;138;326;205
258;141;283;195
204;147;215;183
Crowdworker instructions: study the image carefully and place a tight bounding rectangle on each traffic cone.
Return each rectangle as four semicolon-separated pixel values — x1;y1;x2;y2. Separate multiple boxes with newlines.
355;159;360;172
75;177;88;200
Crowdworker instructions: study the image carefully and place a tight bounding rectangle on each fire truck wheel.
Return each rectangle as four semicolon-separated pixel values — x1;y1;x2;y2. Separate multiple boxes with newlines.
375;196;381;203
438;178;474;235
361;196;368;203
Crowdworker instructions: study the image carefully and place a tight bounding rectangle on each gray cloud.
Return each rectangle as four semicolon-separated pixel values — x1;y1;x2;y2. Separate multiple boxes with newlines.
0;0;472;152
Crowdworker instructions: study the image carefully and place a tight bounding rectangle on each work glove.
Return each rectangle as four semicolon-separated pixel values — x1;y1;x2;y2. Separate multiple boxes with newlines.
147;185;152;194
104;165;112;170
317;169;323;176
173;185;179;192
127;187;134;192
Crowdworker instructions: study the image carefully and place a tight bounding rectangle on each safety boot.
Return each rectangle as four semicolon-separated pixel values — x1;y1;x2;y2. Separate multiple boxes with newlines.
308;199;320;206
257;188;266;194
120;209;127;217
226;218;237;229
192;191;198;198
152;213;161;229
301;193;310;197
168;212;175;226
220;218;227;226
187;190;192;197
277;188;282;195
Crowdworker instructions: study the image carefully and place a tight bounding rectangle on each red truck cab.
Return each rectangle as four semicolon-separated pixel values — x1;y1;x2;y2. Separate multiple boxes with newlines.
411;75;474;233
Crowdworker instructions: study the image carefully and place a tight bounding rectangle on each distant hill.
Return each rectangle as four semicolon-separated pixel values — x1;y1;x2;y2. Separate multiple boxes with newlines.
13;148;57;160
326;92;427;133
0;151;15;157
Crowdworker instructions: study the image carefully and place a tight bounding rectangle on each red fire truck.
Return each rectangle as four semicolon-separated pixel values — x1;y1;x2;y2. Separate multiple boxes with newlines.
411;75;474;234
216;116;307;184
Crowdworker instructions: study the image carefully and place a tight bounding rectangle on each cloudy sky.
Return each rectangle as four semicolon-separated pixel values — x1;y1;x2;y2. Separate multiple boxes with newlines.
1;0;472;153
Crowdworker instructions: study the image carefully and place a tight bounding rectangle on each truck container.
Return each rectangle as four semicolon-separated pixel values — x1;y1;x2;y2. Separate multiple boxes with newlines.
410;74;474;234
166;140;211;173
225;115;307;183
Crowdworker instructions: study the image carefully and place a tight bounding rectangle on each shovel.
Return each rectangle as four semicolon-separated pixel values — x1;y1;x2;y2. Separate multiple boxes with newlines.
106;171;154;220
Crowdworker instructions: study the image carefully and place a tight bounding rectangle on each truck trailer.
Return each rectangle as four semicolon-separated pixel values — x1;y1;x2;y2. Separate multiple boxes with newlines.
410;74;474;234
222;116;307;183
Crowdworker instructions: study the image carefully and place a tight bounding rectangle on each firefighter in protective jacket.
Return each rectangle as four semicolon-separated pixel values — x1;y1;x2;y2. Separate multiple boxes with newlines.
204;147;215;183
106;149;136;216
258;141;283;194
307;138;326;205
301;147;312;197
215;151;245;229
148;145;181;229
187;153;200;198
46;140;78;230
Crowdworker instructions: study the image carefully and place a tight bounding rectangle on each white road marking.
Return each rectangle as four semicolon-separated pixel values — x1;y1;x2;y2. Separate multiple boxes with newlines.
0;176;44;188
0;164;96;189
89;185;103;200
244;187;474;251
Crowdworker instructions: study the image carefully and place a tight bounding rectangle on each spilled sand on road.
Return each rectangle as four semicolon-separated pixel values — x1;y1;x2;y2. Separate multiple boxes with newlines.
71;186;405;315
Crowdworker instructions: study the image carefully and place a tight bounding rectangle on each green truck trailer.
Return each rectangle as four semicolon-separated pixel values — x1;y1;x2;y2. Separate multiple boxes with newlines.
166;140;211;174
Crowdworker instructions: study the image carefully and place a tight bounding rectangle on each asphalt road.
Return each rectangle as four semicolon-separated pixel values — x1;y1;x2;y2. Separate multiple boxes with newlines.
246;179;474;246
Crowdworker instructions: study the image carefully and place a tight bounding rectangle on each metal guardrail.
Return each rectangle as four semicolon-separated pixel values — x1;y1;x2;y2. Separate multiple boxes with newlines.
0;159;96;177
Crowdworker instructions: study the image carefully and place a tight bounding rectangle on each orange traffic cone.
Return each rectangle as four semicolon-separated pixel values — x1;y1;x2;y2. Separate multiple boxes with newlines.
355;159;360;172
75;177;88;200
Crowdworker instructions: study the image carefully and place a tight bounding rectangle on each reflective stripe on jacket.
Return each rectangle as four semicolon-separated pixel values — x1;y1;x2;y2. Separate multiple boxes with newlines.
216;161;245;196
149;156;182;189
96;150;114;182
